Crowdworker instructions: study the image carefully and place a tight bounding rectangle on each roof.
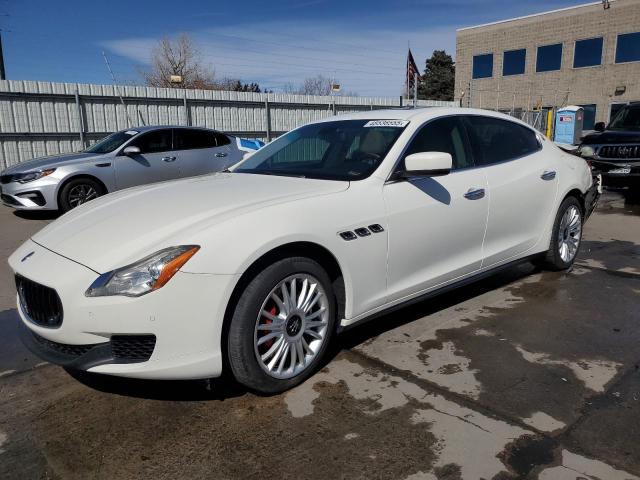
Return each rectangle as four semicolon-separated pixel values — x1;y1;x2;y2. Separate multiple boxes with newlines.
457;1;611;32
117;125;216;133
312;107;538;130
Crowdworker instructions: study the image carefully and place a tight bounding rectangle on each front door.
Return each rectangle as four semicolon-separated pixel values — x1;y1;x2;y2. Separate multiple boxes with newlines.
115;128;178;189
384;116;489;301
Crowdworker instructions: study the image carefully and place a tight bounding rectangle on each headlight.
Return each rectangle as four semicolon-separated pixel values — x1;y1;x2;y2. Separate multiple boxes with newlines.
578;146;595;158
85;245;200;297
14;168;56;183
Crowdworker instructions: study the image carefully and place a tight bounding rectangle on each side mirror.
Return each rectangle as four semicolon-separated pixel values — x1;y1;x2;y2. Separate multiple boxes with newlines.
594;122;606;132
402;152;452;177
122;145;141;156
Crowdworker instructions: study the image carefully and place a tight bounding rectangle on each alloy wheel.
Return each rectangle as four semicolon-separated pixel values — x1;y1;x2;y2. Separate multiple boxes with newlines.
254;273;329;380
557;205;582;263
67;184;98;208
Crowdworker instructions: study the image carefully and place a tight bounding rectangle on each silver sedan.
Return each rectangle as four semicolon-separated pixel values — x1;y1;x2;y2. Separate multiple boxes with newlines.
0;126;263;212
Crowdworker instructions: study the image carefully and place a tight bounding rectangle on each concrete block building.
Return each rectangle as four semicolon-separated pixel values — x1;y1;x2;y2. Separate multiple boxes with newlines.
454;0;640;130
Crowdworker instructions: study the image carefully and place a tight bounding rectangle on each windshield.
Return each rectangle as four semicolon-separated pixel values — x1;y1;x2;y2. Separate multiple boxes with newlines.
85;130;139;154
234;120;408;180
608;105;640;131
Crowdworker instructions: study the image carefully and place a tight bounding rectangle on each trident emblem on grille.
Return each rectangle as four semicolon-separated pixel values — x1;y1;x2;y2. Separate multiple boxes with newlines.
21;251;35;262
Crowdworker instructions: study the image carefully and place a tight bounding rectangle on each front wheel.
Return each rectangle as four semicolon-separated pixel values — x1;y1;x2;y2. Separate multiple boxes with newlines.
58;178;104;212
536;196;583;271
227;257;336;394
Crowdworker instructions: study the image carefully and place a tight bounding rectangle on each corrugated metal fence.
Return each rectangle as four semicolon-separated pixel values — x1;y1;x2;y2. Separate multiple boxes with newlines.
0;80;455;170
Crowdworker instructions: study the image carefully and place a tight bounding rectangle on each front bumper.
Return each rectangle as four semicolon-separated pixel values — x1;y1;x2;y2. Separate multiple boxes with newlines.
590;159;640;188
0;176;60;210
9;239;240;379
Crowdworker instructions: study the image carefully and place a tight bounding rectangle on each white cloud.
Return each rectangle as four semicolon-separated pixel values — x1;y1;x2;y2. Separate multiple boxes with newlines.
102;20;455;97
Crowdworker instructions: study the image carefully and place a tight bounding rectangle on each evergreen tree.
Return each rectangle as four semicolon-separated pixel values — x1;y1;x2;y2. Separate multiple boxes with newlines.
418;50;455;101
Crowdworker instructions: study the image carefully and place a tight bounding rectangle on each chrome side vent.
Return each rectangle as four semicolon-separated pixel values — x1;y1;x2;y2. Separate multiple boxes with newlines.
368;224;384;233
354;228;371;237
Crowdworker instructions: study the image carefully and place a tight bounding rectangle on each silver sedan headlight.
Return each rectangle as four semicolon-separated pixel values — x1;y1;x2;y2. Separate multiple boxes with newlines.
13;168;56;183
85;245;200;297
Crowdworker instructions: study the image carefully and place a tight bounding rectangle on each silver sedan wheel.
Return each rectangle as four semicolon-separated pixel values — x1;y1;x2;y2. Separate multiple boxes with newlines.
254;273;329;380
67;184;98;208
558;205;582;263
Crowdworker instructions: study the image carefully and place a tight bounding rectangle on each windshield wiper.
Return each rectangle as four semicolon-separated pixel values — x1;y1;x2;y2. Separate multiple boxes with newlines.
241;170;307;178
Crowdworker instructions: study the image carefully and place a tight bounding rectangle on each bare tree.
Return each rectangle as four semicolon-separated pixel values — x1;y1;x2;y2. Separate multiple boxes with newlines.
283;75;334;95
142;34;216;89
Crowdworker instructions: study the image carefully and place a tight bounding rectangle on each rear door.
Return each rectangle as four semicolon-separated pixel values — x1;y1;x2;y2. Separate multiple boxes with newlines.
464;115;558;268
173;128;238;178
115;128;178;189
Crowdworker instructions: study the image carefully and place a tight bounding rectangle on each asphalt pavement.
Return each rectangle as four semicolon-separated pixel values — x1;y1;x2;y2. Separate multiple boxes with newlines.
0;191;639;480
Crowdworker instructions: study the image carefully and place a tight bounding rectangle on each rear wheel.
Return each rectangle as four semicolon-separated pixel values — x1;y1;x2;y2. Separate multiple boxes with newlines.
59;178;104;212
227;257;336;394
536;196;583;271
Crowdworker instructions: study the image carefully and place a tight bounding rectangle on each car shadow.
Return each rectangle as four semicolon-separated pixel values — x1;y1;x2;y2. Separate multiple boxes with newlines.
13;210;61;220
64;261;537;401
65;368;249;401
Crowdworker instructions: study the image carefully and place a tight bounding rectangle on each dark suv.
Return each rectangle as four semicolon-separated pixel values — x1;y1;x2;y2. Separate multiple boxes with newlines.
578;102;640;189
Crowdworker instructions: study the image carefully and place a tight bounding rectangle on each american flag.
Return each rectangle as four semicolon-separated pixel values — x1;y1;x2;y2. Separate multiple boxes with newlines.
406;49;419;96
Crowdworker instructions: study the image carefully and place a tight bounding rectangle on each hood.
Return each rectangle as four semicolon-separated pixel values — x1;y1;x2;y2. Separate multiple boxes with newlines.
581;130;640;145
1;152;102;175
32;173;349;273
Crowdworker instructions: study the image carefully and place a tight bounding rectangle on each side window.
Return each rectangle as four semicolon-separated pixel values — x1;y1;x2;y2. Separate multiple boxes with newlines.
214;133;231;146
130;129;172;154
465;116;540;166
404;117;473;170
173;129;217;150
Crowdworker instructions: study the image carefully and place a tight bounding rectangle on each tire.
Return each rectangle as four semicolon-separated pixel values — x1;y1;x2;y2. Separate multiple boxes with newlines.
58;177;104;213
227;257;337;394
535;196;583;271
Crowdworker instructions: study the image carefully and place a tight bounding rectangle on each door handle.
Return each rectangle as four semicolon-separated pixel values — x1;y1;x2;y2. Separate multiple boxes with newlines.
162;156;176;162
215;152;228;158
541;170;556;180
464;188;485;200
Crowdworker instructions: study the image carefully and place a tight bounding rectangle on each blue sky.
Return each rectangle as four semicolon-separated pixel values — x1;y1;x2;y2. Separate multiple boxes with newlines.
4;0;589;97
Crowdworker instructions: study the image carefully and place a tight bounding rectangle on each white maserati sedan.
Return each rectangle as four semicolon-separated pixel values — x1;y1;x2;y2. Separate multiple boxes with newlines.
9;108;598;393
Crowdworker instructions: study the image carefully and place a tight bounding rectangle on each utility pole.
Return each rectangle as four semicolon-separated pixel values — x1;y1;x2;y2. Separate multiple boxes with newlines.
0;30;6;80
102;50;132;127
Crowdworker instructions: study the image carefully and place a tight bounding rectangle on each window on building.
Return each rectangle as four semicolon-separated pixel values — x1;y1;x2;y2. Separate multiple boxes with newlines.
536;43;563;72
472;54;493;79
503;49;526;76
615;32;640;63
573;37;603;68
578;104;597;130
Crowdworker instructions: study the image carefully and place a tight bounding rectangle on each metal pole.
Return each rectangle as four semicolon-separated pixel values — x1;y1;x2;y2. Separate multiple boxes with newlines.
399;95;403;107
332;101;336;115
413;73;418;107
183;96;191;126
264;99;272;142
74;89;85;149
102;51;132;128
0;32;6;80
467;82;472;108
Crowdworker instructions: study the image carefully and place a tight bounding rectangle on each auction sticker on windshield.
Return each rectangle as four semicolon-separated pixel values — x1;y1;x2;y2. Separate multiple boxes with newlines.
364;120;409;128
